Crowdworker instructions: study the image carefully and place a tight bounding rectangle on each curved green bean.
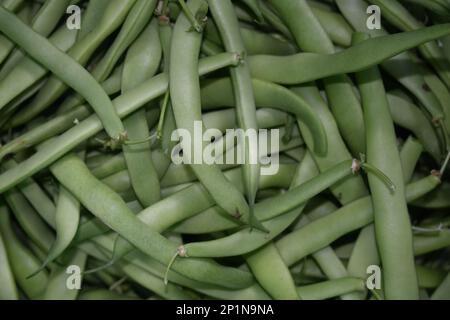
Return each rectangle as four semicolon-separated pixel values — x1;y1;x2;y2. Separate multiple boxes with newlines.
248;23;450;84
0;5;127;141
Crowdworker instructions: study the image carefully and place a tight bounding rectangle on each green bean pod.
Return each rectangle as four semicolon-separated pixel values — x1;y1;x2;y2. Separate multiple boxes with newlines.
58;0;158;112
0;24;77;112
0;207;48;299
50;154;254;289
248;23;450;84
0;53;240;194
0;209;19;300
355;32;418;299
0;5;126;141
367;0;450;89
208;0;262;228
275;174;441;268
170;0;257;228
246;243;300;300
201;78;327;156
268;0;365;156
122;18;162;207
336;0;448;140
42;249;87;300
9;0;137;129
297;278;366;300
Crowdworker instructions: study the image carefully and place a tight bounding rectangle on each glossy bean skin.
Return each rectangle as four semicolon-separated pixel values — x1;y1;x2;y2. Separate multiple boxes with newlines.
204;19;296;56
86;163;297;264
170;0;256;227
399;136;424;183
58;0;158;113
122;19;162;207
275;174;441;268
40;186;80;269
0;24;77;112
9;0;137;129
431;272;450;300
291;84;368;205
0;53;240;194
42;249;87;300
367;0;450;89
248;24;450;84
269;0;365;156
0;6;126;141
387;90;441;161
355;32;418;299
208;0;262;227
0;207;48;299
178;155;352;257
50;154;254;290
0;209;19;300
297;278;366;300
245;243;300;300
0;0;72;80
201;78;327;156
336;0;447;139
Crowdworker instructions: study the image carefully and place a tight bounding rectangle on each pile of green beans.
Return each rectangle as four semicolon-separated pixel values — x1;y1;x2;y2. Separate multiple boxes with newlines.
0;0;449;301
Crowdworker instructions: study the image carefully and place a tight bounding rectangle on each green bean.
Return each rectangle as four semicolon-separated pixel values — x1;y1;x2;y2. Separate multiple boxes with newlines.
0;25;77;112
269;0;365;157
399;136;424;183
246;243;300;300
178;151;338;258
0;53;240;194
58;0;158;113
248;23;450;84
50;153;254;289
96;236;270;299
308;2;353;47
412;182;450;208
416;265;447;289
0;0;27;64
208;0;263;229
367;0;450;89
170;0;260;229
76;0;110;41
104;154;312;271
399;0;450;15
355;32;418;299
122;19;162;207
291;84;368;205
336;0;448;142
413;231;450;255
157;16;177;167
239;0;263;23
0;206;48;299
201;78;327;156
0;0;72;81
432;272;450;300
0;213;19;300
387;90;441;161
297;278;366;300
204;19;296;55
120;262;194;299
258;1;293;41
37;186;80;271
9;0;136;129
275;174;441;267
1;0;24;12
42;249;87;300
4;187;54;252
295;200;361;300
0;6;127;142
